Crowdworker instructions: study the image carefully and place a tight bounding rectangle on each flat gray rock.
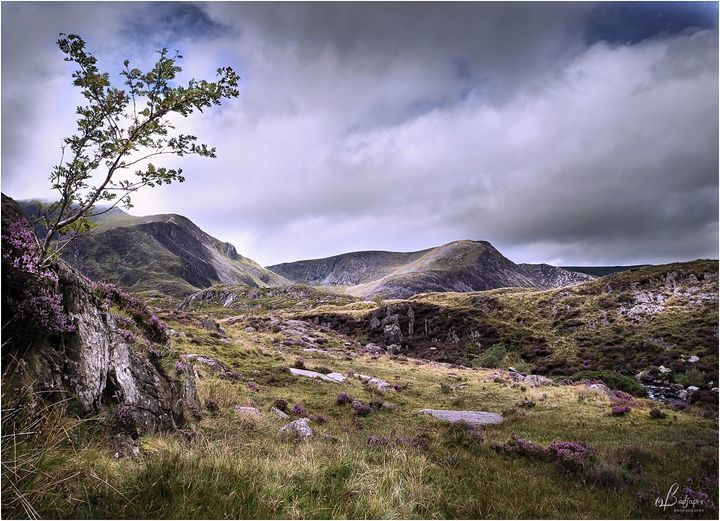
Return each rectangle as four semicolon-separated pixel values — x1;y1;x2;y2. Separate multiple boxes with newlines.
234;406;261;416
279;417;314;440
418;409;503;426
289;367;342;383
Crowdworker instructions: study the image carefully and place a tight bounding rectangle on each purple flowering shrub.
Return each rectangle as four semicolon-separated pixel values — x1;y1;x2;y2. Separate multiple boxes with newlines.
547;441;597;472
291;404;306;416
609;390;635;405
492;436;597;473
92;281;168;343
367;435;389;447
117;328;136;344
1;219;75;336
351;400;372;417
609;405;632;416
490;436;547;459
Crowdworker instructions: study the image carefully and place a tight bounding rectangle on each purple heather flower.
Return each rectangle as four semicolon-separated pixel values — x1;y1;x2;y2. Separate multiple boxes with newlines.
609;405;631;416
367;435;389;447
351;400;372;417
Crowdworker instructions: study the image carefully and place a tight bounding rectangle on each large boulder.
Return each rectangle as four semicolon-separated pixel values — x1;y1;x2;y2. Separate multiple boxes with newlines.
59;262;200;433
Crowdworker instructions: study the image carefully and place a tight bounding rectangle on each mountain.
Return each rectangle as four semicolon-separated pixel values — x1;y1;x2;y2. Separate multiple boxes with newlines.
15;199;287;297
268;240;592;299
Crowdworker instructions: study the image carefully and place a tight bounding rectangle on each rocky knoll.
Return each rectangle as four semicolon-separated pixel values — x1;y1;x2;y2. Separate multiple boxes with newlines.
297;260;718;382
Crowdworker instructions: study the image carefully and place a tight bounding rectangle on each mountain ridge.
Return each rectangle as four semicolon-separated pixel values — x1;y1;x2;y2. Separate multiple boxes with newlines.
13;198;288;297
269;240;593;299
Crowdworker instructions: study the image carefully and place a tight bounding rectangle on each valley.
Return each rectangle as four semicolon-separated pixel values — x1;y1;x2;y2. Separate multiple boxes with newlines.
2;195;718;519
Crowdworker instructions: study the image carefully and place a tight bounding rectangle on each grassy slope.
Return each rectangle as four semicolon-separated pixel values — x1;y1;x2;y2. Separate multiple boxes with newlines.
4;290;717;519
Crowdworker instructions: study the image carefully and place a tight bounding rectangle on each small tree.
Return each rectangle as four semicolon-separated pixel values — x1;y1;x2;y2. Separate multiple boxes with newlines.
35;33;239;262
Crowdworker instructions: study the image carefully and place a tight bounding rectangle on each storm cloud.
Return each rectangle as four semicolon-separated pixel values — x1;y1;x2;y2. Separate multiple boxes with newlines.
2;2;717;266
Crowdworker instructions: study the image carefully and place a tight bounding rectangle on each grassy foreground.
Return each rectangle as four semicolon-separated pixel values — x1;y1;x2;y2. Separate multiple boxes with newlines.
3;303;718;520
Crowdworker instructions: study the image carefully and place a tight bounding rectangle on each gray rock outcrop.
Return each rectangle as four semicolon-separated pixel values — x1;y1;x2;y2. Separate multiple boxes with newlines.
279;418;314;440
59;263;200;433
418;409;504;426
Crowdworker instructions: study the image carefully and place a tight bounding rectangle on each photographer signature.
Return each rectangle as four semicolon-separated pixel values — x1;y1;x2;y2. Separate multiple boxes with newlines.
655;483;705;511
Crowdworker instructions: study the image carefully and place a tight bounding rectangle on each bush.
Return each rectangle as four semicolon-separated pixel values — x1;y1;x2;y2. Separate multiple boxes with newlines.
273;399;289;412
351;401;371;417
335;392;353;405
649;407;667;419
676;369;706;388
2;220;75;336
571;370;647;397
609;405;631;417
472;343;508;369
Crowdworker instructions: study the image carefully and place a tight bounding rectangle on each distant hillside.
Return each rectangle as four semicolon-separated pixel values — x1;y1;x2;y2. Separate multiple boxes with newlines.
15;198;287;297
270;240;592;299
562;265;650;277
298;259;719;381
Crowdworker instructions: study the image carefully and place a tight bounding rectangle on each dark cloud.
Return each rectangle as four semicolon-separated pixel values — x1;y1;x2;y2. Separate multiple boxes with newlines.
1;2;717;266
585;1;717;45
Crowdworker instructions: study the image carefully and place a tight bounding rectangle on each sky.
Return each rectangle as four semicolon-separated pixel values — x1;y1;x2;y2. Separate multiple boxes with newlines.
1;1;718;266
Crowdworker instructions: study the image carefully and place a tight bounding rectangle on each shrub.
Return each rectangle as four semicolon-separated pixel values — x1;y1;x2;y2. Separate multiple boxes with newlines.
351;401;372;417
676;368;706;388
547;441;596;473
608;390;635;405
649;407;667;419
609;405;631;417
472;343;508;369
335;392;353;405
273;399;289;412
668;399;689;411
92;281;168;343
117;329;136;344
293;357;305;369
291;404;306;416
571;370;646;397
490;436;547;459
2;220;75;336
367;435;389;447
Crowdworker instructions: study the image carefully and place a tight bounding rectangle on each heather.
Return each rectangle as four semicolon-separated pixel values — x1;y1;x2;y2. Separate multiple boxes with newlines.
92;281;168;343
1;219;75;336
